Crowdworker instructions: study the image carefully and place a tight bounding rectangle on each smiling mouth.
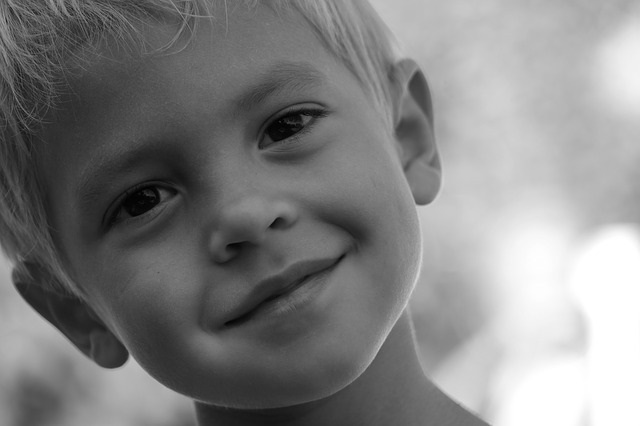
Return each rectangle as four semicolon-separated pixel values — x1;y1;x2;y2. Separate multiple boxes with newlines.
224;255;344;327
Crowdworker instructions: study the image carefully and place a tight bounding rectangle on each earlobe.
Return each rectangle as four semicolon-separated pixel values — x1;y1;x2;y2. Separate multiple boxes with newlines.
12;263;129;369
389;58;442;205
88;328;129;368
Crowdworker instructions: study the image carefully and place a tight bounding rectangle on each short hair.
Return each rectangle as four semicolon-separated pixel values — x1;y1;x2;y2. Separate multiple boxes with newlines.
0;0;400;296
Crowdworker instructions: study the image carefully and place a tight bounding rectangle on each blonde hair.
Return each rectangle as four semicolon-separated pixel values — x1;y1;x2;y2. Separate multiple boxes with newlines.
0;0;399;296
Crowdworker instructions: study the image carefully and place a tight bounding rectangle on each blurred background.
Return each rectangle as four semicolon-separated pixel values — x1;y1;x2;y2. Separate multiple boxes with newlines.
1;0;639;425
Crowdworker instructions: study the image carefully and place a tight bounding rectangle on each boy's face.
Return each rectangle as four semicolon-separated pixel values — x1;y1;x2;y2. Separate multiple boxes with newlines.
36;4;423;408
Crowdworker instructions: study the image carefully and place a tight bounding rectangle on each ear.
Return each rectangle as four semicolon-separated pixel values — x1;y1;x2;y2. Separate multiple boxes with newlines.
389;58;442;205
12;262;129;369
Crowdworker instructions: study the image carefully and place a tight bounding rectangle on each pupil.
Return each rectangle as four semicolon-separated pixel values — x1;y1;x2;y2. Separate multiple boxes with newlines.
123;188;159;217
270;115;304;141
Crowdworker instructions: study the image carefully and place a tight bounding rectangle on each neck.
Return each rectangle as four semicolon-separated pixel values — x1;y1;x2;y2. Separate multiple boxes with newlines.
195;310;488;426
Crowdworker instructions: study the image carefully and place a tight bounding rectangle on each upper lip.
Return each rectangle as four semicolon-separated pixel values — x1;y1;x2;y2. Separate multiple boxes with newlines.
224;256;341;326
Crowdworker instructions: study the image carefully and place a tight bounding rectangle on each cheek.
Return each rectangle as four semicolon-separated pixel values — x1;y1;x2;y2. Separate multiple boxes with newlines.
362;163;422;302
84;246;205;372
105;276;219;395
329;131;421;259
314;128;423;306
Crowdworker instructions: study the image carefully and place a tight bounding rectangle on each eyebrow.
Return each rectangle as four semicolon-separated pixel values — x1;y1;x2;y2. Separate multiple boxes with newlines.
234;61;326;112
76;142;154;213
75;61;327;210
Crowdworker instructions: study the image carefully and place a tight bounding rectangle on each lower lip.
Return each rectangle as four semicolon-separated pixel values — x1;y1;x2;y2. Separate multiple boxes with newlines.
228;258;341;326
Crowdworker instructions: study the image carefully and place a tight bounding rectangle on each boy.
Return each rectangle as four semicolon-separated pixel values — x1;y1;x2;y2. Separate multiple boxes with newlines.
0;1;489;424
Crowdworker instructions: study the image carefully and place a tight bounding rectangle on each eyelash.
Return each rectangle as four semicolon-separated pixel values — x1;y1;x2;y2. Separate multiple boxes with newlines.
107;183;176;228
260;107;328;149
103;108;326;228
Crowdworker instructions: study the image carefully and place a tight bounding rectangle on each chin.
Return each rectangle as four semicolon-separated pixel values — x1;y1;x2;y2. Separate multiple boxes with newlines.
208;335;383;410
284;336;388;408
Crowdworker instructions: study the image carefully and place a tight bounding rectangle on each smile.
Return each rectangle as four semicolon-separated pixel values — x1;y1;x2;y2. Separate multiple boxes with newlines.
224;255;344;327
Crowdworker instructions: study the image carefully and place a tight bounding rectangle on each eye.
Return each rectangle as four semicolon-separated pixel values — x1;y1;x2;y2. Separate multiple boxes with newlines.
109;185;176;226
261;107;327;148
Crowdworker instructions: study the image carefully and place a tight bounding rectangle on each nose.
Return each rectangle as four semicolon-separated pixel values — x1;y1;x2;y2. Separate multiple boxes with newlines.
208;196;298;263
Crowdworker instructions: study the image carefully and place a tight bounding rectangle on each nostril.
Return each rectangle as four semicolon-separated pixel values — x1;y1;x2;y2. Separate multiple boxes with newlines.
209;200;298;263
226;242;242;255
269;217;287;229
217;235;269;262
268;203;298;230
211;242;241;264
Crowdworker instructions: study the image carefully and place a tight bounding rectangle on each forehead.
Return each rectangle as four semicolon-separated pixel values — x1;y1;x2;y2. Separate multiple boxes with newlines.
39;4;329;147
49;4;329;126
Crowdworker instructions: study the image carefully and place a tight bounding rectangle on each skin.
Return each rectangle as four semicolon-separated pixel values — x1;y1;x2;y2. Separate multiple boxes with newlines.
18;3;488;425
